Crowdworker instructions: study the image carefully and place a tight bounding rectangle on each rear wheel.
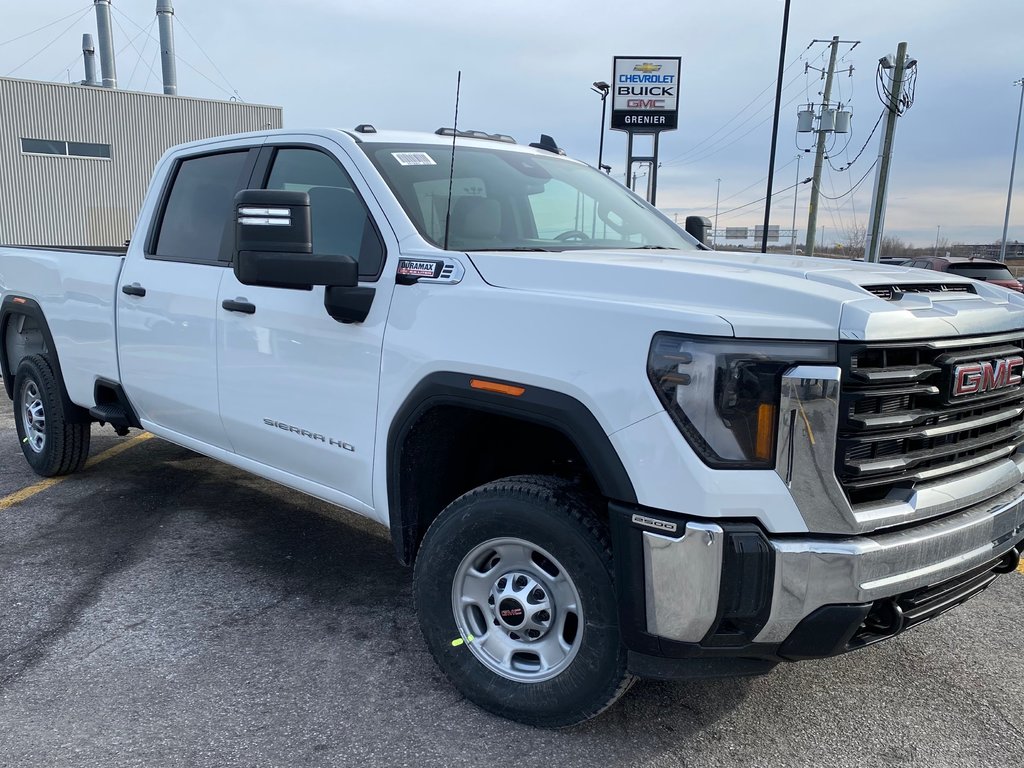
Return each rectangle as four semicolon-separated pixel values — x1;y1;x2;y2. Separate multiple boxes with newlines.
13;354;90;477
414;475;633;727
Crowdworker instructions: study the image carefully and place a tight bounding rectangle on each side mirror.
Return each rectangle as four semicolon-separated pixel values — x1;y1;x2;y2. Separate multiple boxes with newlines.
685;216;713;246
233;189;358;289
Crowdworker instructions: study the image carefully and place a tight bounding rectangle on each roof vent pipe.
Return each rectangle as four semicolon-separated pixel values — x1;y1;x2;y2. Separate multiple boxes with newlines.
156;0;178;96
82;34;99;86
93;0;117;88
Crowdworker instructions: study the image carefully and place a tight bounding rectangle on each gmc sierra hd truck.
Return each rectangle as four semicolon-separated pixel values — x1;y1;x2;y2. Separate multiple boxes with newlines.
2;127;1023;727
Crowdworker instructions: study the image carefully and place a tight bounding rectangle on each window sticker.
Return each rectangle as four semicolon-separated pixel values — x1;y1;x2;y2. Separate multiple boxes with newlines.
392;151;437;167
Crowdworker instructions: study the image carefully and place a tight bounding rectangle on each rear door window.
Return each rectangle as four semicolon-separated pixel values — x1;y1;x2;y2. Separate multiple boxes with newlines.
948;264;1015;281
154;151;251;263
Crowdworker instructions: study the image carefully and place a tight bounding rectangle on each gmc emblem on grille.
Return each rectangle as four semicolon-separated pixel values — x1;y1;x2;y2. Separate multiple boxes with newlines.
951;356;1024;397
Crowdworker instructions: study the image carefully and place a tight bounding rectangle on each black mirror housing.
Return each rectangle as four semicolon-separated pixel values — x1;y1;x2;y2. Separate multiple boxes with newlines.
685;216;713;246
236;251;358;290
233;189;359;289
235;189;312;253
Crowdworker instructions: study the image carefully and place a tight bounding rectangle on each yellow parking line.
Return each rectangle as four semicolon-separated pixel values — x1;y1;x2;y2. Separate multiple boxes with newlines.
1017;559;1024;575
0;432;154;511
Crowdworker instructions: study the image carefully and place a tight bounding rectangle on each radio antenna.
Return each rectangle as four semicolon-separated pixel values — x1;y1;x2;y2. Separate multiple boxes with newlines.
442;70;462;251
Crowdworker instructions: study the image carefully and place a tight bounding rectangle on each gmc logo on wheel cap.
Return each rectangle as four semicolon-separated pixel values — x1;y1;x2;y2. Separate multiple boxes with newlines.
951;356;1024;397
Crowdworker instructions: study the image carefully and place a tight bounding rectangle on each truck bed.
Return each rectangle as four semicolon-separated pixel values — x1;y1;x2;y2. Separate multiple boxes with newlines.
0;245;125;407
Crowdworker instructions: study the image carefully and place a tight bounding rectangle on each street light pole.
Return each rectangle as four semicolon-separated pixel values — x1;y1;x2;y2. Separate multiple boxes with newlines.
934;224;941;257
999;78;1024;262
714;178;721;247
761;0;792;253
592;81;610;174
791;154;801;254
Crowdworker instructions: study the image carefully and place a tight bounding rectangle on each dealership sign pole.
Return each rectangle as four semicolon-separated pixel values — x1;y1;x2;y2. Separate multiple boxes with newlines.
610;56;681;206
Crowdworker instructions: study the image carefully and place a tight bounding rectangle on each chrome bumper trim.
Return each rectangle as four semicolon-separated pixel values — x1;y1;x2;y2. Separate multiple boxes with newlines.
754;482;1024;643
643;522;723;643
774;365;1024;535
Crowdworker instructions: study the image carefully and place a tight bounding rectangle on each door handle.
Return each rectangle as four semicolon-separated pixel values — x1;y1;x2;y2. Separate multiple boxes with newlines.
121;283;146;297
222;298;256;315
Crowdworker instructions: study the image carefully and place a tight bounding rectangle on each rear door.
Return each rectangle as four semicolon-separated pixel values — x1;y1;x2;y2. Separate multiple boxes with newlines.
215;137;396;509
117;145;259;449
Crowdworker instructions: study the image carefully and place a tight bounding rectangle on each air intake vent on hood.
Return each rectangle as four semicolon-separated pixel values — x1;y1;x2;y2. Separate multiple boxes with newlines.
864;283;976;301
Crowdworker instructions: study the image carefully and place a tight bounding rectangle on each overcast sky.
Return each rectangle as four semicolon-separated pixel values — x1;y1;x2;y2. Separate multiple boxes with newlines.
4;0;1023;247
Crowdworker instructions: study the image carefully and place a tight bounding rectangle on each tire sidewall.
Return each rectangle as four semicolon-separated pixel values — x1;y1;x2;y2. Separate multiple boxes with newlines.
414;487;626;726
13;356;62;475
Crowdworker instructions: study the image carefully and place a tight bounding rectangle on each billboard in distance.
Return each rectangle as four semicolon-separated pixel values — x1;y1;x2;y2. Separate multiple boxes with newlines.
611;57;681;132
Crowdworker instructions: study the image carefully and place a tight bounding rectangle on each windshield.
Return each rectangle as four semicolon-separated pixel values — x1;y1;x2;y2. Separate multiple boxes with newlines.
361;142;698;252
948;263;1015;280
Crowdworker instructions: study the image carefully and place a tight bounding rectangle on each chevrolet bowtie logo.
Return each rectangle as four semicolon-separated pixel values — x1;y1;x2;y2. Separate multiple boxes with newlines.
633;63;662;73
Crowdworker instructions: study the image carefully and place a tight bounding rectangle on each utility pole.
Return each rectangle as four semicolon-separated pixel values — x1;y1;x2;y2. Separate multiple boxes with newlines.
934;224;941;257
805;36;841;257
999;78;1024;262
791;154;802;254
714;178;721;247
865;42;912;262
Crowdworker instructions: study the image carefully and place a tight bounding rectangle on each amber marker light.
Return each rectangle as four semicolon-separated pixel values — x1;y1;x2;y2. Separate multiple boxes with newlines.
755;403;777;461
470;379;526;397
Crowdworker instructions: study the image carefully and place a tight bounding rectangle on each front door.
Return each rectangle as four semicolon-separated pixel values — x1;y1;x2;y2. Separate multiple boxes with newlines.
216;138;395;511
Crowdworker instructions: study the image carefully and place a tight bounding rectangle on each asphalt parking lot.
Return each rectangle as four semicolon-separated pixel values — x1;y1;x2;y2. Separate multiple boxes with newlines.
1;407;1022;767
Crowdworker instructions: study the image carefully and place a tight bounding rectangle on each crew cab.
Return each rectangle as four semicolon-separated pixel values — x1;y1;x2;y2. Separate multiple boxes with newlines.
3;127;1024;727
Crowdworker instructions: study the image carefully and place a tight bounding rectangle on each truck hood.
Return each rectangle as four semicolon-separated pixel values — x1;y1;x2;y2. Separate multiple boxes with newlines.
467;249;1024;341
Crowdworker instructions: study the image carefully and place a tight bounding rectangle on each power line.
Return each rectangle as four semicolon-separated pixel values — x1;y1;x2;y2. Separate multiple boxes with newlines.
663;42;815;164
716;176;811;220
110;12;162;89
125;18;157;90
176;15;239;97
666;70;806;166
669;84;807;167
687;156;800;214
112;5;239;99
4;7;93;77
817;159;877;200
0;5;91;47
826;108;883;172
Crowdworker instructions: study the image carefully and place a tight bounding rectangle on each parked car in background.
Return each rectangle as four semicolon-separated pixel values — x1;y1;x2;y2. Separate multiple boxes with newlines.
909;256;1023;293
879;256;911;266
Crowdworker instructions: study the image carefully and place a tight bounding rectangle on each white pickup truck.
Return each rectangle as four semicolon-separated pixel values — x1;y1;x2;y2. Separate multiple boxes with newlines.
3;127;1024;727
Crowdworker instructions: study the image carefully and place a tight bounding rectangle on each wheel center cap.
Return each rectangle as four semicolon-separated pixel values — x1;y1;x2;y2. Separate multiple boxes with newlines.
498;598;525;627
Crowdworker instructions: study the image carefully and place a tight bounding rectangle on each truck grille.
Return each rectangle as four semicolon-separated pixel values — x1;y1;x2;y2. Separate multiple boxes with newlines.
837;332;1024;505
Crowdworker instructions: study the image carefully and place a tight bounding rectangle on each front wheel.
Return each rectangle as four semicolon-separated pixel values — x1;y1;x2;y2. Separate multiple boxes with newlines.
13;354;90;477
414;476;633;727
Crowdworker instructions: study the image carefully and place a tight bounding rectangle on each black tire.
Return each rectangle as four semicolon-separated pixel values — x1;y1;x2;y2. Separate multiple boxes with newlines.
13;354;90;477
414;475;634;727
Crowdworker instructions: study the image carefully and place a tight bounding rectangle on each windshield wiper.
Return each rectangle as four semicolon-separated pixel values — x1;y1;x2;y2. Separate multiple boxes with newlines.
624;245;678;250
464;247;560;252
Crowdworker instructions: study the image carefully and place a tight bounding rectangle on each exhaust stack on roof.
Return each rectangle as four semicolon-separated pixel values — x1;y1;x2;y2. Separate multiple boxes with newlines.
93;0;117;88
156;0;178;96
82;34;99;86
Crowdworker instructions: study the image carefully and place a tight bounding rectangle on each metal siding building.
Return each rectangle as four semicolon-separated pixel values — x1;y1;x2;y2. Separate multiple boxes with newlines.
0;76;282;246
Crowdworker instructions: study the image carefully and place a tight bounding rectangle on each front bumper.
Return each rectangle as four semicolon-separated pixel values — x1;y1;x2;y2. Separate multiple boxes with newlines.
610;483;1024;678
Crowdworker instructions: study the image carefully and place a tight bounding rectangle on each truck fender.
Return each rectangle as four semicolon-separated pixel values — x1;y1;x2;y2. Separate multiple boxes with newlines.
0;296;83;421
386;371;637;564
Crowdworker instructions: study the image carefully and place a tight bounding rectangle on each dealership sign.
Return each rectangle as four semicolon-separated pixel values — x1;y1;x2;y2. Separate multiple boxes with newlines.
611;57;681;132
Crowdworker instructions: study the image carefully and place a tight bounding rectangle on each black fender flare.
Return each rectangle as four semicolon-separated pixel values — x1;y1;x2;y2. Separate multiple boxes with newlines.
386;371;637;564
0;296;86;421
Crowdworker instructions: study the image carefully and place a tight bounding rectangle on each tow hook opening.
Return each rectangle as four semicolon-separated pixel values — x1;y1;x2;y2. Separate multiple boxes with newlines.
993;547;1021;575
861;599;905;638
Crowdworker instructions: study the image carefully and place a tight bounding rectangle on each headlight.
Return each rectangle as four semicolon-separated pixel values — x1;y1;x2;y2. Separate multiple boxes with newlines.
648;334;836;468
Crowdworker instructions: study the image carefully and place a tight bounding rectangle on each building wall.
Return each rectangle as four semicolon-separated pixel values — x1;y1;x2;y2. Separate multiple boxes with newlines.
0;77;282;246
